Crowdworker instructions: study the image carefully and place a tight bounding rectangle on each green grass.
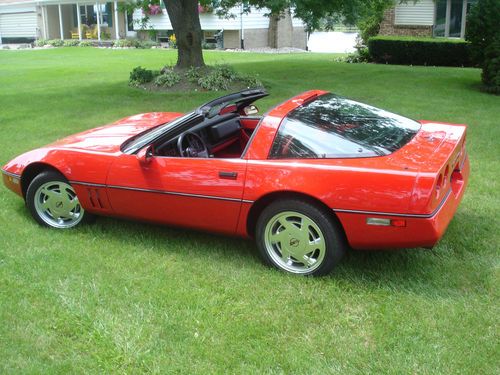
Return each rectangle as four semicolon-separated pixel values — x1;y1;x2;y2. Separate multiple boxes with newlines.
0;48;499;374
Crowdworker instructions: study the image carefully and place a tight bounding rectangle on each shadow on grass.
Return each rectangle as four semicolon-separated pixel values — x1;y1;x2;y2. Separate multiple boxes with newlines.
8;196;490;297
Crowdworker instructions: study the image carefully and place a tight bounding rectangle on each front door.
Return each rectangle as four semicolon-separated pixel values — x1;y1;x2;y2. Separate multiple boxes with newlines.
106;154;247;235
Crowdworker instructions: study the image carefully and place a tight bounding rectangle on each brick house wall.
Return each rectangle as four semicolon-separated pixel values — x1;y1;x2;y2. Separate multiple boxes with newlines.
379;8;432;37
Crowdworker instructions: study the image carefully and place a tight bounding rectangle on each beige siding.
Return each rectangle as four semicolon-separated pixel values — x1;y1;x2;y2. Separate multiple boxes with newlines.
394;0;434;26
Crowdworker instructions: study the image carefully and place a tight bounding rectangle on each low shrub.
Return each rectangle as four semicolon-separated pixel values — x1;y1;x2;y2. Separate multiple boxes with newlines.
136;40;159;49
113;39;137;48
154;68;181;87
184;66;202;83
345;47;370;63
198;65;238;91
129;66;155;86
47;39;65;47
78;41;94;47
63;40;80;47
34;39;48;47
368;36;473;67
239;74;262;88
202;41;216;50
129;64;262;91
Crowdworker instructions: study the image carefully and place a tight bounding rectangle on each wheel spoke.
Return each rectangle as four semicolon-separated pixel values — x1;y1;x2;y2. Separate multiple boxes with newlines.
269;230;286;244
41;187;58;199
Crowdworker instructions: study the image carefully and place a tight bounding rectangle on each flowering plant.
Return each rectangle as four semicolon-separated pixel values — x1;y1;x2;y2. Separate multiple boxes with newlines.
148;4;161;15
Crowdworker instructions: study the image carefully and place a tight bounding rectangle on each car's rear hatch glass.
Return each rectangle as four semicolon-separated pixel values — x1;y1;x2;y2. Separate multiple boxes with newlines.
270;93;421;159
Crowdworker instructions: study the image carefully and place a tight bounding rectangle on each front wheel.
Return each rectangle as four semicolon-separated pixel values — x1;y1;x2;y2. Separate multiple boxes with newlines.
26;171;93;229
256;199;346;276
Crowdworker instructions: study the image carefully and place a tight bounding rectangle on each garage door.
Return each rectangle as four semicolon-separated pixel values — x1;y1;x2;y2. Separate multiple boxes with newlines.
0;12;37;38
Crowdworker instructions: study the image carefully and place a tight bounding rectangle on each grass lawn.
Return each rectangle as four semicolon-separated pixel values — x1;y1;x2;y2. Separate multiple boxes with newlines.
0;48;498;374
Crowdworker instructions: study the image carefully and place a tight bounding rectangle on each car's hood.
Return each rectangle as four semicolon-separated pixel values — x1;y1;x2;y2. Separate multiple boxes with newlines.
48;112;184;153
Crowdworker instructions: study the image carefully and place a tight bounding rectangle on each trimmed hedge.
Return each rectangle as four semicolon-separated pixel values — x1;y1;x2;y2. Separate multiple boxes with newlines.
368;36;473;67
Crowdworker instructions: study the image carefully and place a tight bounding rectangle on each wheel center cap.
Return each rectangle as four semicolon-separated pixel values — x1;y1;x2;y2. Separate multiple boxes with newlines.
55;201;63;209
289;238;300;247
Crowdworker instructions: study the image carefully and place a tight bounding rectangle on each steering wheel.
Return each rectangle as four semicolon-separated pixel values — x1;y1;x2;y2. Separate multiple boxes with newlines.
177;131;209;158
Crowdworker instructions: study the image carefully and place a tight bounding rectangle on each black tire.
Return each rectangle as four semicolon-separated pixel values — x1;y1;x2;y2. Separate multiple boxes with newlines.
26;171;95;229
255;199;346;276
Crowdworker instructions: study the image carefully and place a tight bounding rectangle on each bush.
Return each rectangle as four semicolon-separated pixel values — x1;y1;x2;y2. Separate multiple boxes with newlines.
201;41;216;50
154;70;181;87
198;65;237;91
63;40;80;47
47;39;65;47
129;66;155;86
239;74;262;88
368;36;473;67
357;15;383;45
184;66;202;83
113;39;137;48
466;0;500;65
136;40;159;49
34;39;47;47
466;0;500;93
345;47;370;63
78;41;94;47
482;39;500;94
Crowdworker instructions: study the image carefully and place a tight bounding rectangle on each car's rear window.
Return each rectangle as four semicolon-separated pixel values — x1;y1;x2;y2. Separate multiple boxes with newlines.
269;93;421;159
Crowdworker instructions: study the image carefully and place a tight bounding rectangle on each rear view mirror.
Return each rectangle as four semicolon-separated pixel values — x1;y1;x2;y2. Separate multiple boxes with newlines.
137;146;153;165
243;105;259;116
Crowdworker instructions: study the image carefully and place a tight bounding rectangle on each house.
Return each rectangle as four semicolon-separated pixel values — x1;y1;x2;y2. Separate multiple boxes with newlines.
379;0;477;39
0;0;307;50
0;0;127;44
133;6;307;49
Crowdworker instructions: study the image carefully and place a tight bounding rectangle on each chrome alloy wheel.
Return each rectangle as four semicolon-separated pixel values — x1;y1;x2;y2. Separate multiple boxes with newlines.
264;211;326;274
33;181;84;228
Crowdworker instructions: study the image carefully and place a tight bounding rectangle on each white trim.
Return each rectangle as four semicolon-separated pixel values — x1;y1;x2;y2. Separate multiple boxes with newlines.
76;2;81;40
113;0;118;39
40;4;46;38
57;3;63;39
460;0;467;39
95;1;100;41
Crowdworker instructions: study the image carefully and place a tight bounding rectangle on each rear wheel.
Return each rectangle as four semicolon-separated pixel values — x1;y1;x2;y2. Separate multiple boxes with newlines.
256;199;346;276
26;171;93;228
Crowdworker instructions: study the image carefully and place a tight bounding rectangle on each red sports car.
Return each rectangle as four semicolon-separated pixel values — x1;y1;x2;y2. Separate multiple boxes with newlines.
2;89;469;276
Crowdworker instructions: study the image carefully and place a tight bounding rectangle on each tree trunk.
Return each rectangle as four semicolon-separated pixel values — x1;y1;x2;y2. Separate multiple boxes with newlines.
163;0;205;68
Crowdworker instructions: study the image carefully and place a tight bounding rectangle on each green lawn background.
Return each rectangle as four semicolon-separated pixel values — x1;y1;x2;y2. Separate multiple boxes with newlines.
0;48;498;373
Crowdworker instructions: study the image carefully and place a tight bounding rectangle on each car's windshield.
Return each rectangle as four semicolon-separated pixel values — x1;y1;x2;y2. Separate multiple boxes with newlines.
270;93;421;159
121;112;198;154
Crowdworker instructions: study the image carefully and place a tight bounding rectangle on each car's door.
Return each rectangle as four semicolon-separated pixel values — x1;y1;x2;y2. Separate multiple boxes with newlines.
105;154;247;235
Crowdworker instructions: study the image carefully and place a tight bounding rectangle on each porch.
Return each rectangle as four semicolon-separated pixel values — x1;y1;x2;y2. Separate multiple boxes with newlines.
40;1;129;41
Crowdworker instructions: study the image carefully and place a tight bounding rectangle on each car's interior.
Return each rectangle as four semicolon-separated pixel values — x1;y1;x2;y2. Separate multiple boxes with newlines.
153;97;264;159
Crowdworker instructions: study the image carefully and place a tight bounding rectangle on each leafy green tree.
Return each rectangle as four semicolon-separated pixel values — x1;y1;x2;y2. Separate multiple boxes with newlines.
159;0;395;68
466;0;500;93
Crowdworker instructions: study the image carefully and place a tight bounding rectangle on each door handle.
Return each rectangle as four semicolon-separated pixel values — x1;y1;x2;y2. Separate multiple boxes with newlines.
219;171;238;179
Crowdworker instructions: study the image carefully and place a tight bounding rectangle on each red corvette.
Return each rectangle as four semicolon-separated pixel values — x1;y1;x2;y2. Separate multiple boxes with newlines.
2;89;469;276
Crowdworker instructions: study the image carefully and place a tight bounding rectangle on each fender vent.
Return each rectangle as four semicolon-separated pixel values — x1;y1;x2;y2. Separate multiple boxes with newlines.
87;188;104;209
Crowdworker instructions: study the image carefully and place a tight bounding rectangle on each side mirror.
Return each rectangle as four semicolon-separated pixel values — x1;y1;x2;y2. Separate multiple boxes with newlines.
243;105;259;116
136;146;153;165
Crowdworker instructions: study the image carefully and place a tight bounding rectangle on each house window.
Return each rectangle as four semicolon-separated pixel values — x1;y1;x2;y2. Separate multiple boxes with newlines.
433;0;476;38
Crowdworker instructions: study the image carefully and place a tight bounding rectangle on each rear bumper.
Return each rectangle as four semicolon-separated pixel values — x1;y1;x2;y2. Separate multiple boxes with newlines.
337;155;469;250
